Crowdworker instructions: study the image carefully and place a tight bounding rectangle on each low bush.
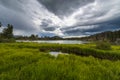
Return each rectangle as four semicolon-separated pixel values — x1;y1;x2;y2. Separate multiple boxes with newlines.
96;40;111;50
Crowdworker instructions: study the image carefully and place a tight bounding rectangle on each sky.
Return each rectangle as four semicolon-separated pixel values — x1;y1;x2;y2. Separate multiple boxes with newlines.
0;0;120;37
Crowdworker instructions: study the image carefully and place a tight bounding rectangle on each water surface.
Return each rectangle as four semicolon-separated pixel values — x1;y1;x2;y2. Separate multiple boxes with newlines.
49;51;68;57
17;40;88;44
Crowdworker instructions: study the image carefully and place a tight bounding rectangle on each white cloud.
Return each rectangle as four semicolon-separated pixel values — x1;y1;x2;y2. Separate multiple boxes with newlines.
0;0;120;37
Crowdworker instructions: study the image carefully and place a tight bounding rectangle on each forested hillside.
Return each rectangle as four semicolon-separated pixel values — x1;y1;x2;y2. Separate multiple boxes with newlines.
80;30;120;42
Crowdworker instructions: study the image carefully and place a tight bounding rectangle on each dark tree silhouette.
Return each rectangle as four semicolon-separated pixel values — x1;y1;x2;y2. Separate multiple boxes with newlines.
2;24;13;39
0;22;2;27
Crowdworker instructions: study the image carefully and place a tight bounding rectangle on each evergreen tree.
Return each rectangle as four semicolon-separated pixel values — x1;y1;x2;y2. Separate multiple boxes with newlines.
2;24;13;39
29;34;38;40
0;22;2;39
0;22;2;27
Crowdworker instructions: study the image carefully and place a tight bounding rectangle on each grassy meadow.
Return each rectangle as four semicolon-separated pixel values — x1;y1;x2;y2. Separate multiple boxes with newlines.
0;42;120;80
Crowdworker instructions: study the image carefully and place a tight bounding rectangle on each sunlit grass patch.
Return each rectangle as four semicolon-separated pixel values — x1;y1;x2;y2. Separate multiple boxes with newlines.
0;42;120;80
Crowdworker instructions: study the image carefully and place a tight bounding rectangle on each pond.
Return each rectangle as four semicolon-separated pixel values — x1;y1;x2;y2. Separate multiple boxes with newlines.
17;40;88;44
49;51;68;57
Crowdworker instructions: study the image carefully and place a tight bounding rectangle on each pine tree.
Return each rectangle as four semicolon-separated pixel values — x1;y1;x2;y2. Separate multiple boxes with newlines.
2;24;13;39
0;22;2;27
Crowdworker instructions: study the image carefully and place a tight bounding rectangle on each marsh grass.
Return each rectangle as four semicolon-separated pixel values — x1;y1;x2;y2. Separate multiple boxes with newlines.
0;43;120;80
39;43;120;60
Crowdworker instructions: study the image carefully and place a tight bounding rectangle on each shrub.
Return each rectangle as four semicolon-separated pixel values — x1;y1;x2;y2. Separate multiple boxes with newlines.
96;40;111;50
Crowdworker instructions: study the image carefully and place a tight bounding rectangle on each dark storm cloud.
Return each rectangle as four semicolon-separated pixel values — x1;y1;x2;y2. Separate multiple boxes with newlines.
40;19;53;27
0;0;39;35
0;6;34;30
38;0;94;17
0;0;22;11
63;24;120;36
43;27;55;31
0;0;120;37
40;19;57;31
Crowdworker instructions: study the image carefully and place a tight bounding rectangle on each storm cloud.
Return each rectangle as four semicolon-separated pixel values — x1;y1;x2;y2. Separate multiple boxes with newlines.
38;0;94;17
0;0;120;37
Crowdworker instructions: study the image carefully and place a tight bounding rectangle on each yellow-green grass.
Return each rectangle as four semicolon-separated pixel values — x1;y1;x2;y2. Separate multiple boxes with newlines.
0;43;120;80
39;43;120;60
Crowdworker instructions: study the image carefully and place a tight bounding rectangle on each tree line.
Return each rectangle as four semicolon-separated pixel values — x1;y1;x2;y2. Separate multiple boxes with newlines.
79;30;120;42
0;22;64;41
15;35;63;40
1;22;120;42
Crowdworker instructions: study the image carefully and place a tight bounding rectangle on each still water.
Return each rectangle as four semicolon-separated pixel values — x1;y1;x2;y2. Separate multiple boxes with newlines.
49;51;68;57
17;40;88;44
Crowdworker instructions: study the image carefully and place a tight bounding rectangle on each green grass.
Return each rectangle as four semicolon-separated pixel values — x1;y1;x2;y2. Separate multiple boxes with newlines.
39;43;120;60
0;42;120;80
